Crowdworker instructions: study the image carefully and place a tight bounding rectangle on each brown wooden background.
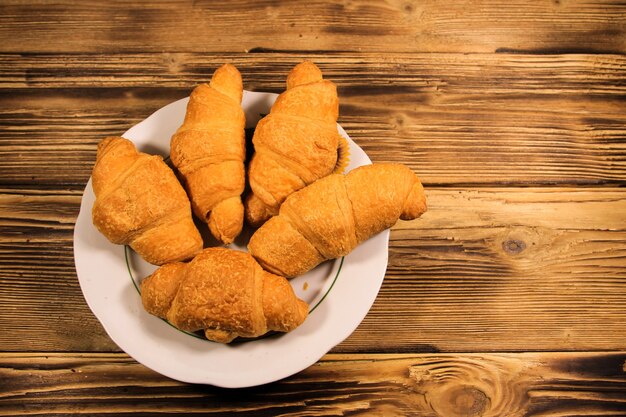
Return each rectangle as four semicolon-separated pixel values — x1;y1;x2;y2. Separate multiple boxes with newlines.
1;1;626;415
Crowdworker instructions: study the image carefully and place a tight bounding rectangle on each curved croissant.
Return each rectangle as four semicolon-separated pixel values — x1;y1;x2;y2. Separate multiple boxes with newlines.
141;247;309;343
248;163;427;277
245;61;347;227
171;64;246;244
91;137;203;265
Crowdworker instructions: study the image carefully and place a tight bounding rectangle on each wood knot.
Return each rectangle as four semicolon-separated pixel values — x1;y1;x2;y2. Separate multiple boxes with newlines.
440;386;489;416
162;53;184;74
409;355;532;417
395;115;405;126
502;239;526;254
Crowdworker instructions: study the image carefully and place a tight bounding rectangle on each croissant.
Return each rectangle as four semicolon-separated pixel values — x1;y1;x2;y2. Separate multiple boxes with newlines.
248;163;427;278
140;247;309;343
245;61;348;227
170;64;246;244
91;137;203;265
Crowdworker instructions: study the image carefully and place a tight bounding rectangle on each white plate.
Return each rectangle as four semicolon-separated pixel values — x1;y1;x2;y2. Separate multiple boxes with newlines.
73;90;389;388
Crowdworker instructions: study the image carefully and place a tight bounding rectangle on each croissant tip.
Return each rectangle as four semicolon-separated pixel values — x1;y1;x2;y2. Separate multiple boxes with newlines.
208;63;243;103
287;61;323;89
214;63;241;77
97;136;119;152
294;60;318;69
400;180;428;220
95;137;136;164
299;299;310;320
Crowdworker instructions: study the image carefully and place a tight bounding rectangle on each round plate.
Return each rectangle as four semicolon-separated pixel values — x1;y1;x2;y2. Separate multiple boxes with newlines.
73;90;390;388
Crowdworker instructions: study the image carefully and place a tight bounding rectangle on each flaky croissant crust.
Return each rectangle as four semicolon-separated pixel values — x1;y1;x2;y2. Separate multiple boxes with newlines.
170;64;246;244
91;137;203;265
141;248;309;343
248;163;427;278
245;61;345;227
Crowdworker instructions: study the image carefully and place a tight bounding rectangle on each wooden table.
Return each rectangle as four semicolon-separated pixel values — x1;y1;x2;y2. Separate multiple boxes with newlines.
2;1;626;415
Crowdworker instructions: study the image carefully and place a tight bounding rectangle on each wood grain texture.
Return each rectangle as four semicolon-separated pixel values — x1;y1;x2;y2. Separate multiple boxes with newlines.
1;352;626;416
2;0;626;413
0;188;115;352
4;52;626;90
0;0;624;54
1;53;625;186
356;187;626;352
1;187;625;353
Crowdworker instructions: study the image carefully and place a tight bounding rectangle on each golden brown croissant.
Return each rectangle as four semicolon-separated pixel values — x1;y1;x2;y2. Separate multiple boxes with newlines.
248;163;427;278
91;137;203;265
140;247;309;343
170;64;246;244
245;61;348;227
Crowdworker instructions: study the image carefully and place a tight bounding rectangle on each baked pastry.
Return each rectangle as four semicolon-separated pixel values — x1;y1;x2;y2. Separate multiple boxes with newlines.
248;163;427;277
141;247;309;343
91;137;203;265
170;64;246;244
245;60;349;227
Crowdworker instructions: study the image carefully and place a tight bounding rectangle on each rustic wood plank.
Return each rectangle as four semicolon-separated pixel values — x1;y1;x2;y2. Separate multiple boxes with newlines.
3;52;626;91
1;187;625;353
0;0;624;54
353;187;626;352
1;352;626;416
1;53;625;186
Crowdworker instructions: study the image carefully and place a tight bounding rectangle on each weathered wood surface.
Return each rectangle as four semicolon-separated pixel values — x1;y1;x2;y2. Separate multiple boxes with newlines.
2;0;626;413
1;53;625;186
2;187;625;353
2;352;626;416
1;0;624;54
